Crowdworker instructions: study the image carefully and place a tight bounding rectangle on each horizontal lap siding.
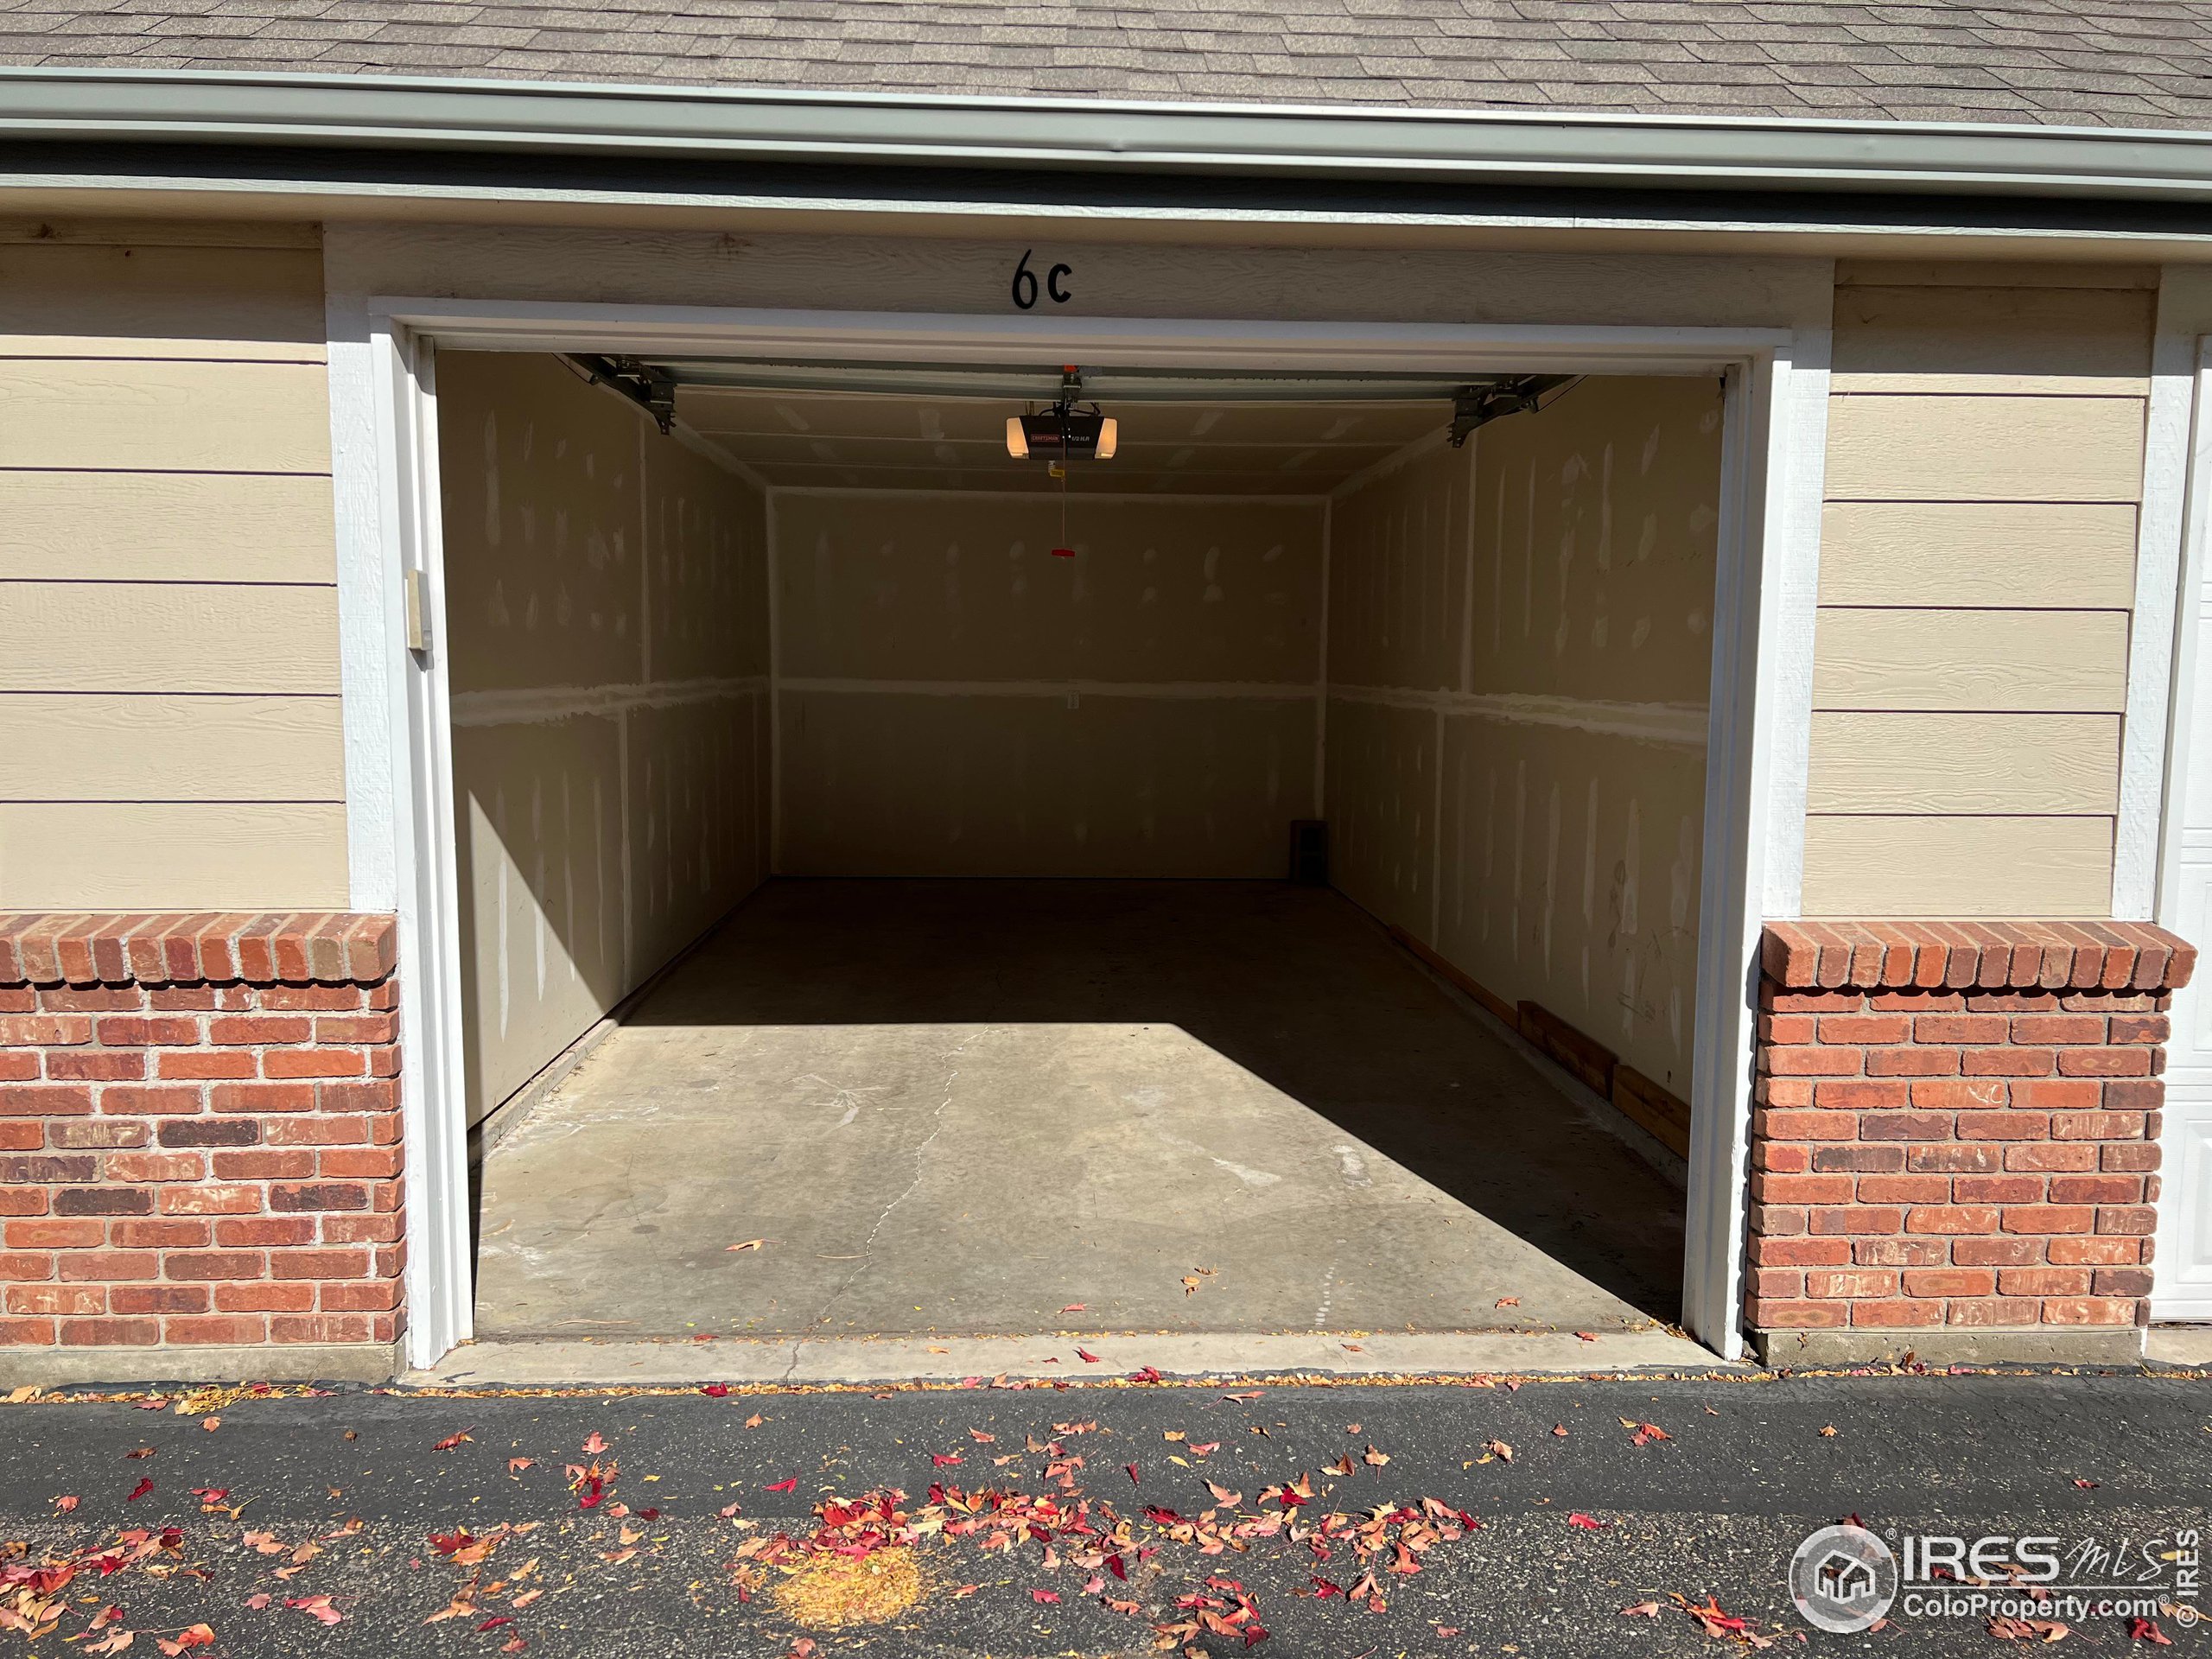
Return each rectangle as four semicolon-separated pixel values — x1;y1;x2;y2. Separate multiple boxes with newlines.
1802;270;2155;919
0;225;345;911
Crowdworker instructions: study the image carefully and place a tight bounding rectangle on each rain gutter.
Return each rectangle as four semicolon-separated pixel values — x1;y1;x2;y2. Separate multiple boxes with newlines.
3;66;2212;203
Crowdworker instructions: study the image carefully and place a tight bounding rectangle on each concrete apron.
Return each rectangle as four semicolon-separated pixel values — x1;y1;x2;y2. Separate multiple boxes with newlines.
410;1326;1733;1389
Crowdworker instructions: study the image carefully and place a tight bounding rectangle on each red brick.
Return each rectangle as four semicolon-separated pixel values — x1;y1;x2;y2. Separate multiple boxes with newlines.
46;1119;149;1150
259;984;365;1012
52;1186;151;1217
2048;1237;2140;1266
5;1217;103;1249
92;1016;200;1048
1861;1112;1957;1141
0;1054;36;1083
105;1152;204;1184
0;1152;96;1183
1946;1297;2044;1326
109;1284;207;1316
2001;1205;2095;1234
1857;1174;1954;1205
1997;1267;2091;1296
0;1250;54;1281
156;1052;256;1080
5;1283;104;1316
0;1084;93;1116
157;1185;264;1217
261;1049;366;1080
212;1149;315;1180
1808;1205;1904;1235
1849;1299;1943;1327
1751;1268;1804;1304
269;1248;368;1280
315;1014;397;1045
0;1014;92;1046
0;1187;48;1215
57;1317;159;1346
1819;1014;1910;1045
2107;1014;2169;1045
214;1281;315;1313
321;1279;400;1312
210;1083;316;1115
1750;1203;1807;1236
1854;1237;1948;1268
111;1218;208;1249
0;1316;56;1344
1963;1046;2056;1077
97;1086;201;1116
156;1118;257;1147
2008;1014;2105;1045
216;1216;315;1249
1866;1047;1961;1077
162;1314;268;1345
1749;1236;1853;1267
1806;1268;1897;1298
1745;1298;1848;1328
2040;1298;2136;1325
1813;1144;1906;1173
1909;1144;2000;1173
207;1015;311;1046
1906;1205;2003;1234
1910;1080;2008;1111
2012;1079;2106;1110
1957;1114;2050;1141
321;1213;404;1244
2057;1046;2152;1077
2095;1205;2158;1236
318;1145;402;1179
38;988;144;1013
1915;1014;2007;1044
162;1249;265;1281
1953;1175;2044;1205
1871;991;1964;1012
2053;1111;2148;1141
1763;1047;1864;1077
316;1080;397;1115
1756;1142;1812;1173
264;1117;366;1147
2048;1173;2144;1205
270;1181;368;1213
2090;1268;2154;1297
2005;1143;2098;1172
45;1051;147;1083
1814;1078;1912;1110
2102;1142;2162;1172
268;1313;382;1344
1751;1172;1855;1205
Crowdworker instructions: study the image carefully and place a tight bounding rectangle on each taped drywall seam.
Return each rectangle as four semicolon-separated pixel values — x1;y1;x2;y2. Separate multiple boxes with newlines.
1326;684;1707;747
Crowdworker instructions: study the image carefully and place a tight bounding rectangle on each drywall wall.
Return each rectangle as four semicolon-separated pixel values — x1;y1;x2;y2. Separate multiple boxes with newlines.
1804;263;2153;916
438;352;770;1125
773;490;1324;876
1325;378;1722;1099
0;219;346;908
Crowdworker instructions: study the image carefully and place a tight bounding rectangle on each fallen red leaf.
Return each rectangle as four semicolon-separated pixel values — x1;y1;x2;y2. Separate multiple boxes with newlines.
701;1384;730;1397
1076;1348;1101;1363
1060;1303;1086;1313
2131;1618;2174;1645
931;1453;962;1467
764;1478;798;1493
582;1432;607;1455
54;1494;79;1512
1567;1512;1605;1529
433;1429;473;1452
1125;1463;1141;1484
1031;1589;1060;1604
126;1478;153;1503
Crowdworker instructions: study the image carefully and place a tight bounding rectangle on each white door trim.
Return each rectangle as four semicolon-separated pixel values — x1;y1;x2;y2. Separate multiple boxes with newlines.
329;299;1827;1369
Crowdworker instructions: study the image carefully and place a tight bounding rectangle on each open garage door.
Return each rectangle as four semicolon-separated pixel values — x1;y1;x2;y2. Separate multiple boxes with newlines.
429;346;1726;1372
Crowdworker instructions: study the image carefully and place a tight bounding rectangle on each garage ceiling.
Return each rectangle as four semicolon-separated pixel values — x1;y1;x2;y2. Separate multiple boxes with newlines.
676;386;1449;495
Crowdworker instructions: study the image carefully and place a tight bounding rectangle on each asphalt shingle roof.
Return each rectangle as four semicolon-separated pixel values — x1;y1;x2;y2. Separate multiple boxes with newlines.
5;0;2212;130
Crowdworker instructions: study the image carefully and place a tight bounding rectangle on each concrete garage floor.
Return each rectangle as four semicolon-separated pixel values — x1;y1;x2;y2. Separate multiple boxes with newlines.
473;880;1687;1347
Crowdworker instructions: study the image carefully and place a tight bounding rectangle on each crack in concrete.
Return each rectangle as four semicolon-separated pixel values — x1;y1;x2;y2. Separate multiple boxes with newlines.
784;1029;989;1380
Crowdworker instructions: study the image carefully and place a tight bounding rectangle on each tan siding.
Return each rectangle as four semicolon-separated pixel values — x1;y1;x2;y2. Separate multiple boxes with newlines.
1807;277;2151;920
1801;817;2114;918
1822;393;2144;503
0;472;338;584
0;583;340;696
0;223;343;912
1819;501;2136;610
0;803;348;910
1811;609;2129;713
1806;713;2120;815
0;695;343;801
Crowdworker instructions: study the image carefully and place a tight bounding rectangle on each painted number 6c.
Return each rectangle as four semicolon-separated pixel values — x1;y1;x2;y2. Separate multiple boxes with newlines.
1011;250;1072;310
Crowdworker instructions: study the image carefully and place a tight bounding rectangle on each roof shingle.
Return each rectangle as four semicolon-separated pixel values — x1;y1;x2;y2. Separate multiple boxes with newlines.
5;0;2212;129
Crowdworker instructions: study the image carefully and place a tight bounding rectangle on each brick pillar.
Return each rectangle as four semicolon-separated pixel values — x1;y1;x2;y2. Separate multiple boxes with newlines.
1748;921;2191;1365
0;913;404;1382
